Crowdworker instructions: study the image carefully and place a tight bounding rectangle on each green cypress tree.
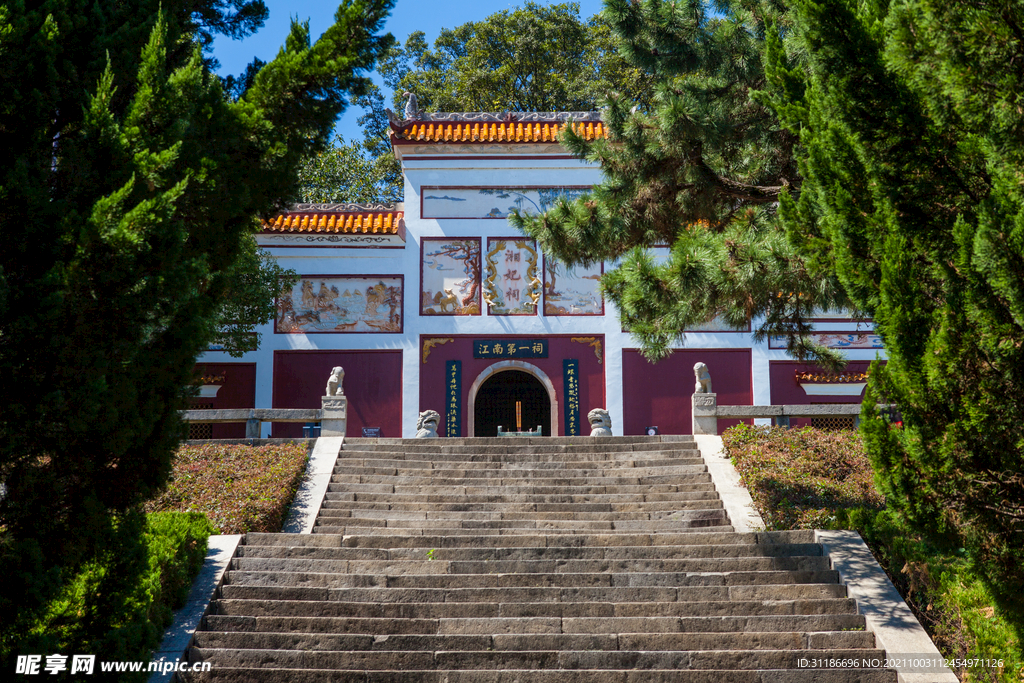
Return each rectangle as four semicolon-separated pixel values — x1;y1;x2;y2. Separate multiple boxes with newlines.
762;0;1024;593
0;0;394;635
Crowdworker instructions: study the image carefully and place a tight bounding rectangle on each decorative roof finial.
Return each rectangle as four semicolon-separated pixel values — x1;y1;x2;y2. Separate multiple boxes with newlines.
403;91;421;121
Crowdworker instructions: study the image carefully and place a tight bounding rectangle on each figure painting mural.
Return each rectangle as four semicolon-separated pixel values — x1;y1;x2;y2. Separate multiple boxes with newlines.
484;238;540;315
422;187;591;219
276;276;403;333
421;238;482;315
543;258;603;315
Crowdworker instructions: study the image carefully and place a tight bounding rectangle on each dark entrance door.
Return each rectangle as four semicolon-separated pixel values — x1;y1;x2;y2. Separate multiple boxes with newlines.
474;370;551;437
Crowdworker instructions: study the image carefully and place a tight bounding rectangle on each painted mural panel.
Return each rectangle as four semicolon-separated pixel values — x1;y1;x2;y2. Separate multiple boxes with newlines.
421;238;482;315
769;332;883;349
422;187;590;219
484;238;540;315
276;275;403;333
543;258;603;316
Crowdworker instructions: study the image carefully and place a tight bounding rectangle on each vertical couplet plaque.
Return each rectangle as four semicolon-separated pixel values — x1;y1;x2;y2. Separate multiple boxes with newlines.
446;360;461;437
563;359;580;436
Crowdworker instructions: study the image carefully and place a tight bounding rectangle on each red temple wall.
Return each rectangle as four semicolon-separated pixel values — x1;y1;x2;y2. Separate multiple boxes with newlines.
418;335;606;437
192;363;256;438
768;359;876;428
622;349;753;435
272;350;403;438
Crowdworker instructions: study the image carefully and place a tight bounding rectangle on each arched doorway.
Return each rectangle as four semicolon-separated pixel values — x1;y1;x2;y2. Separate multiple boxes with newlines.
473;370;552;437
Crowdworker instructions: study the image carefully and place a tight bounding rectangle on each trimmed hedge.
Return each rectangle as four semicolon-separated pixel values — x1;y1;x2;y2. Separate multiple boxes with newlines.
4;511;213;682
145;442;309;534
724;424;1023;682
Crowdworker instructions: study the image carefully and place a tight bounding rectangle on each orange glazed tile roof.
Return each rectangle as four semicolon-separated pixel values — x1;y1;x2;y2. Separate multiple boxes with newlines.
392;120;605;144
387;111;606;145
261;203;403;235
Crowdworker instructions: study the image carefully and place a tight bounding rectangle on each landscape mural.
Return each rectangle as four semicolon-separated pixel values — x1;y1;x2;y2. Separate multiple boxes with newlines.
276;275;403;333
543;258;603;315
421;238;482;315
422;187;590;219
769;332;883;350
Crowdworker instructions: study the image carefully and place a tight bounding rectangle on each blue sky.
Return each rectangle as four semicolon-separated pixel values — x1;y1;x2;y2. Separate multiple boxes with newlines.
212;0;607;142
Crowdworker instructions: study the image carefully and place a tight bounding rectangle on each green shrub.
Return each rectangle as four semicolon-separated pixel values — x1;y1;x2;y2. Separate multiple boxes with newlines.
724;425;1023;682
722;423;883;529
145;443;309;534
4;511;213;681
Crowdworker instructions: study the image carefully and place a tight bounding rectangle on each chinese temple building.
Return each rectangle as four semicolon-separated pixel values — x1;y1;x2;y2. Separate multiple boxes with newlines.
194;112;884;438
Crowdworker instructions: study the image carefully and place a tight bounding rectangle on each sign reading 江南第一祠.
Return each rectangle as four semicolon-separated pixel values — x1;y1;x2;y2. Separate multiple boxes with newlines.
473;339;548;359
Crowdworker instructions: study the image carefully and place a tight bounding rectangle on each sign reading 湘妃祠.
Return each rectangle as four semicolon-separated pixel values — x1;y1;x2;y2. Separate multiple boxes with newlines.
473;339;548;359
563;359;580;436
446;360;461;437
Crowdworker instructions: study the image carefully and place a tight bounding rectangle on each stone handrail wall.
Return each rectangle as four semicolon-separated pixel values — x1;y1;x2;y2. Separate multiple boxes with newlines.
181;408;325;439
712;404;864;419
692;393;887;435
181;409;322;424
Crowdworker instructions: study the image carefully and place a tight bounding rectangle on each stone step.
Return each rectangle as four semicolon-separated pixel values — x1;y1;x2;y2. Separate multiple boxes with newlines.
222;569;839;589
234;542;825;561
212;596;856;619
311;524;736;536
332;450;699;462
185;427;906;683
327;481;712;491
217;582;847;604
309;518;729;532
340;437;696;450
326;476;712;492
185;666;896;683
311;517;730;532
330;468;710;482
187;647;888;671
193;629;876;652
243;530;818;547
319;499;725;512
229;555;832;575
333;457;703;470
313;506;724;520
316;500;724;513
202;612;867;635
322;490;721;503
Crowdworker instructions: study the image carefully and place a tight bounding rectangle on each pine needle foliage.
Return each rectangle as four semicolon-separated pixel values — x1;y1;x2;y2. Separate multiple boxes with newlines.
512;0;852;366
0;0;394;631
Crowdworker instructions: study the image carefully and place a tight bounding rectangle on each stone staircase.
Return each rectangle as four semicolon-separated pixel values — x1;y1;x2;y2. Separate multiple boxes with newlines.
184;436;896;681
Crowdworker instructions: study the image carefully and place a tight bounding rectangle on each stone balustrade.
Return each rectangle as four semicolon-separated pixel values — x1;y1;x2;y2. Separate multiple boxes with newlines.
180;408;328;439
692;393;886;434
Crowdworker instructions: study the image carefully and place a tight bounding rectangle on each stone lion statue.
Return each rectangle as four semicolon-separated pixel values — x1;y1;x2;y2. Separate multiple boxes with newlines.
693;362;713;394
588;408;612;437
326;366;345;396
415;410;440;438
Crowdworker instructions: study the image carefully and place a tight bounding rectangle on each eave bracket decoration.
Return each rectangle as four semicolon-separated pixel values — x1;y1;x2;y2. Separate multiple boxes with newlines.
570;337;603;364
422;337;455;364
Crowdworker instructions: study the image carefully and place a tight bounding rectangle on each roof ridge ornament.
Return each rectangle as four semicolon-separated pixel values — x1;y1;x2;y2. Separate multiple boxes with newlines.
288;202;402;212
385;108;602;131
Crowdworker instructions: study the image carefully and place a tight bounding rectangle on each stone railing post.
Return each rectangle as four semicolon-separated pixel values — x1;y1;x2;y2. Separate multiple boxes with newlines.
245;410;260;439
692;393;718;435
321;396;348;437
